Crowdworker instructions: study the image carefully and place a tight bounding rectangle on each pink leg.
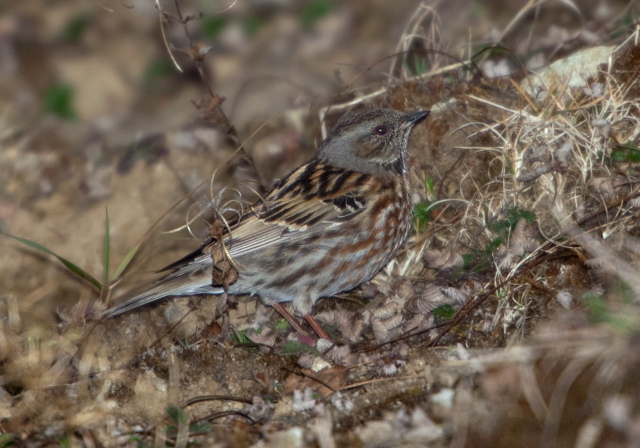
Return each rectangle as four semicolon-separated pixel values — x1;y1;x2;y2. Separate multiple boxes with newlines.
303;314;332;341
271;303;333;341
272;303;310;336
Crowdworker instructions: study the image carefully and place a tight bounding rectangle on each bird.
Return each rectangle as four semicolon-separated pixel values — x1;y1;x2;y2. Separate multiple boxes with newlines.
104;108;430;339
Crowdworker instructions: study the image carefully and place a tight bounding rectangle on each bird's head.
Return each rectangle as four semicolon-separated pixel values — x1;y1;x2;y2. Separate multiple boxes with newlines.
316;108;430;176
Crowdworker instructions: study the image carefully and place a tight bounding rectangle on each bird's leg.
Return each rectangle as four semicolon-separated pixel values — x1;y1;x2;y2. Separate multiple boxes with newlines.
272;303;311;336
303;314;332;341
272;303;332;341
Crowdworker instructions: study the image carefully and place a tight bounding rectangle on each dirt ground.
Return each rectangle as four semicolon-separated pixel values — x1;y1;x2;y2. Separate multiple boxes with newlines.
1;0;640;447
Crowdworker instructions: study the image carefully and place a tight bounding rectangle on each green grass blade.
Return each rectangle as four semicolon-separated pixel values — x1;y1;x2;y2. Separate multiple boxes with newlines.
2;232;102;291
103;208;110;287
112;242;141;280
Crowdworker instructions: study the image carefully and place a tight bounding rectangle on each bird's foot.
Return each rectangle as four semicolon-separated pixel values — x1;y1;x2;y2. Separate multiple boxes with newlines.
272;303;333;343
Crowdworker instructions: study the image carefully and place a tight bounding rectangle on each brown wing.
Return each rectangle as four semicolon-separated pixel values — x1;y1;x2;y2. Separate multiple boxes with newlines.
223;160;372;258
156;161;371;271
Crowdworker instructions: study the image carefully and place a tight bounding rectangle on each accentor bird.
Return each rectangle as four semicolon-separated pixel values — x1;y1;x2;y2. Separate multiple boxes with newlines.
104;108;429;339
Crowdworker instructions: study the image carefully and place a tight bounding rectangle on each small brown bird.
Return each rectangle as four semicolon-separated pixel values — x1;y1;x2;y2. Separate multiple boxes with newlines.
104;108;429;338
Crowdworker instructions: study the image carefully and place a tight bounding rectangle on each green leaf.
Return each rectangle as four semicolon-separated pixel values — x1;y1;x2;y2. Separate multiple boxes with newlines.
491;207;536;236
433;304;455;319
166;405;188;425
491;219;512;235
412;200;433;232
202;16;227;39
411;53;428;76
143;58;174;90
425;177;436;198
63;14;88;42
627;150;640;163
103;208;110;287
1;232;102;291
0;433;17;448
275;318;291;331
611;150;627;162
175;334;190;350
582;292;608;321
507;206;536;224
230;329;251;345
44;83;77;120
485;237;503;254
300;0;333;28
581;291;635;331
243;15;265;37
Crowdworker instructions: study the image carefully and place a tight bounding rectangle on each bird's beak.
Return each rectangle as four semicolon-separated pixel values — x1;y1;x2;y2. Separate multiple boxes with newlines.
401;110;430;130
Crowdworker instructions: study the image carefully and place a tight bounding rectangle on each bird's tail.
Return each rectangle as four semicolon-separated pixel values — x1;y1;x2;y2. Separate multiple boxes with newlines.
102;270;222;318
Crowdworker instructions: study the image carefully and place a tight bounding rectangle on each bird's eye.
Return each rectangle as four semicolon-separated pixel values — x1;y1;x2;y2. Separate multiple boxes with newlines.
374;125;388;136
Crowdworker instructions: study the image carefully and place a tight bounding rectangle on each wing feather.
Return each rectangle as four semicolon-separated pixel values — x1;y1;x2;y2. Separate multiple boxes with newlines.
223;162;372;258
153;162;372;274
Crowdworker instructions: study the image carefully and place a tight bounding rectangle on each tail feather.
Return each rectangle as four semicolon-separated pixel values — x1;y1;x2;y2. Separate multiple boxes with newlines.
103;287;175;318
103;240;228;318
103;266;223;318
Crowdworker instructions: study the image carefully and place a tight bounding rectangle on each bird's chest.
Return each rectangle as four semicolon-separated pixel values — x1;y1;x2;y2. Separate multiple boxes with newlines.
372;181;412;251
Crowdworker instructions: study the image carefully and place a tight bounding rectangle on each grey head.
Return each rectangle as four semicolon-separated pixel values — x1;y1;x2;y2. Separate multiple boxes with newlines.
316;108;430;177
